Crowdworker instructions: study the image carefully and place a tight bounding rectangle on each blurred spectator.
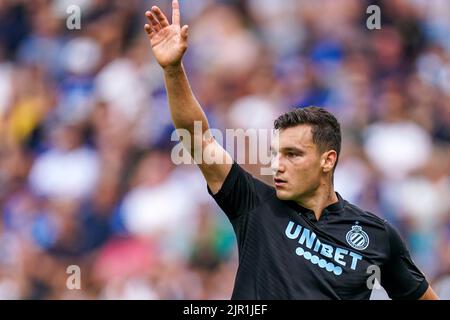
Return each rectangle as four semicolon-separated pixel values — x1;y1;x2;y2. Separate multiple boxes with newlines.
28;122;99;200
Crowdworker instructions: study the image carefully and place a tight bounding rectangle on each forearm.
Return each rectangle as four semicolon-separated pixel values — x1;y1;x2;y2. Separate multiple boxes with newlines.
163;64;209;135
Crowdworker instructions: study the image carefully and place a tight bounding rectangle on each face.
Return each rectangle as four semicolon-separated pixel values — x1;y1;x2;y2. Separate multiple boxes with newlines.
271;125;335;201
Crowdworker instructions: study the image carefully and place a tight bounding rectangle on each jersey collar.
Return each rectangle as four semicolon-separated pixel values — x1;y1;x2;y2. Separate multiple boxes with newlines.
285;192;345;217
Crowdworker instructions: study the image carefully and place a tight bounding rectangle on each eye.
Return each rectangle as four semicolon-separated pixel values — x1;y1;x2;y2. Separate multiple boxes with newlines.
286;152;297;158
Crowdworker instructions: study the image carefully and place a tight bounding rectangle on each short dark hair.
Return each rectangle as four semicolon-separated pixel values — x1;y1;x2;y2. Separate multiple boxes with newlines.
274;106;341;170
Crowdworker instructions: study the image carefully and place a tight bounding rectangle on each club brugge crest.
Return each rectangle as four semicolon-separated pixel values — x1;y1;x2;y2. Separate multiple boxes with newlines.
346;224;369;250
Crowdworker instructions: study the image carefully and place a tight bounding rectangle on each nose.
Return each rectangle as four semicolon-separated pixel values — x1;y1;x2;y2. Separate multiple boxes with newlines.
271;154;285;175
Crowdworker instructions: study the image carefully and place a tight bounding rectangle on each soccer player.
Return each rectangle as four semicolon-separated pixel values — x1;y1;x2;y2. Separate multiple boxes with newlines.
144;1;439;300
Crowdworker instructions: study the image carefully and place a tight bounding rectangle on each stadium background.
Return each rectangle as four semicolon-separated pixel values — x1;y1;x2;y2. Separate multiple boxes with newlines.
0;0;449;299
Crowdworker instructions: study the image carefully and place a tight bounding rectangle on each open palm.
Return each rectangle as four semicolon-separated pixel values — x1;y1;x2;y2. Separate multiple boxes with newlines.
145;0;189;69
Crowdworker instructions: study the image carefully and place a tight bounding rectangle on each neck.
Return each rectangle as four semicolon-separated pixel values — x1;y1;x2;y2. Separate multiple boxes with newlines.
296;183;338;220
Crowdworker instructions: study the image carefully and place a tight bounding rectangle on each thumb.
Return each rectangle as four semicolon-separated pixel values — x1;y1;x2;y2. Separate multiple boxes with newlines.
181;25;189;40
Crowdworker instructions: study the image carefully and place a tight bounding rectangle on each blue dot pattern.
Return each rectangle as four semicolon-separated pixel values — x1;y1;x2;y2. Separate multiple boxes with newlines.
296;247;343;275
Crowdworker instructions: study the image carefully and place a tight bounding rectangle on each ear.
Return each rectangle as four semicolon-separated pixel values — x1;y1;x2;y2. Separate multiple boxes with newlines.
321;150;337;173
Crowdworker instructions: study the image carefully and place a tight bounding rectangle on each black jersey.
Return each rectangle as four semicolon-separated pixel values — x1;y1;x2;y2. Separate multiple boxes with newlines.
208;162;429;300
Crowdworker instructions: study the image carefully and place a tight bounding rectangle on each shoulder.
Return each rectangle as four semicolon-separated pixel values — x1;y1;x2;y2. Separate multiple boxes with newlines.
208;162;277;219
252;174;277;201
231;162;276;200
342;200;387;228
341;200;396;257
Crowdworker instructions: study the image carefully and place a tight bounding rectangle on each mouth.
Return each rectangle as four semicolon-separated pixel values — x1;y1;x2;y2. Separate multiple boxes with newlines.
273;177;287;188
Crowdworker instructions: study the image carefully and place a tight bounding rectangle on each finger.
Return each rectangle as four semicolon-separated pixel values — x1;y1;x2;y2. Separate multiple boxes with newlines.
144;24;154;38
151;6;169;28
181;24;189;41
145;10;161;31
145;10;153;23
172;0;180;26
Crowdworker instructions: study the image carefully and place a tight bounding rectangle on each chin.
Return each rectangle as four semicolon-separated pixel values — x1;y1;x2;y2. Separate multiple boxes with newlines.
275;189;293;201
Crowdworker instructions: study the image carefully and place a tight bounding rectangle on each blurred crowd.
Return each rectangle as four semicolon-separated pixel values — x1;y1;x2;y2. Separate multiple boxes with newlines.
0;0;450;299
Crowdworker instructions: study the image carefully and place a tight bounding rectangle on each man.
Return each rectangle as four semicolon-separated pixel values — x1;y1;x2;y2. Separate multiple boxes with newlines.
144;1;438;300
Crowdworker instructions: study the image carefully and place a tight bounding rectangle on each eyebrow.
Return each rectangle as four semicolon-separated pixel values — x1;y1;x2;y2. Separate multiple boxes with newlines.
270;146;305;153
281;147;304;153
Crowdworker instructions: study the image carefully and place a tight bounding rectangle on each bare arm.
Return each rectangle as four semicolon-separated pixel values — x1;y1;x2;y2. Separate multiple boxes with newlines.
144;0;232;193
419;285;439;300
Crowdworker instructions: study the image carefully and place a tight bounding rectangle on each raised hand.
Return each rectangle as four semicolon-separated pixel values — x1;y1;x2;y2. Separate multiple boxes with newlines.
144;0;189;69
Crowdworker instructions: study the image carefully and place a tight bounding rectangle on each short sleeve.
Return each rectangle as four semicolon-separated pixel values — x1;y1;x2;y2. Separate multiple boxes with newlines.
380;222;429;300
207;162;273;220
